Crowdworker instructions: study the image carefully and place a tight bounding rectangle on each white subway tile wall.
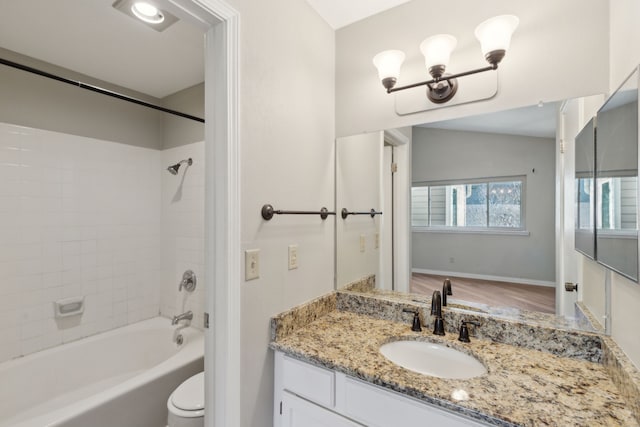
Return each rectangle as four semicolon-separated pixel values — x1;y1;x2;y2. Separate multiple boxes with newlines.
0;123;205;363
160;142;206;329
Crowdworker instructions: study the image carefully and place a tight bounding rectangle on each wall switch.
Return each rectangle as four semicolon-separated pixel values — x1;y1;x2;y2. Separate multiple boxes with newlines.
375;233;379;249
245;249;260;280
288;244;298;270
360;235;366;253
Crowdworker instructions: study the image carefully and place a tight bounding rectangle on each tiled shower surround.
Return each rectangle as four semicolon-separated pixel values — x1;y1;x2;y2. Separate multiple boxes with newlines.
161;142;206;332
0;122;204;363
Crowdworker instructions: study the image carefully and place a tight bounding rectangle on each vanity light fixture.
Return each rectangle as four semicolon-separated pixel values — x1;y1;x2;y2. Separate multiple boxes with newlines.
112;0;179;32
373;15;519;104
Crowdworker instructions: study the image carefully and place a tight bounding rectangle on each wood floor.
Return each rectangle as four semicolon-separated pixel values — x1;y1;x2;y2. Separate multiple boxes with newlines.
410;273;556;314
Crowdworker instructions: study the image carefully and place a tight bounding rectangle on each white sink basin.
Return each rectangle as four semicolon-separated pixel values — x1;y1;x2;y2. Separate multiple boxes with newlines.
379;340;486;379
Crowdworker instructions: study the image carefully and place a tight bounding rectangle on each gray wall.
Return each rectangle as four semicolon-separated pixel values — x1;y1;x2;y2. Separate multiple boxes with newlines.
0;47;203;149
162;83;204;149
0;47;162;148
411;127;556;282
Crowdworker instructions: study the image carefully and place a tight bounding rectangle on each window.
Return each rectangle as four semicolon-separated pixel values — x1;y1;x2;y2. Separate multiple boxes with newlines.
411;177;525;230
596;176;638;232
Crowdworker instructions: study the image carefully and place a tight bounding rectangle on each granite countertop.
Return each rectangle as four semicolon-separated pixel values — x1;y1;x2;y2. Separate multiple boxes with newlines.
271;309;638;427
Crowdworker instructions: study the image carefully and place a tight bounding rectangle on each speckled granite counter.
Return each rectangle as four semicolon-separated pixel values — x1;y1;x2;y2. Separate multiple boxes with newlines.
270;292;639;426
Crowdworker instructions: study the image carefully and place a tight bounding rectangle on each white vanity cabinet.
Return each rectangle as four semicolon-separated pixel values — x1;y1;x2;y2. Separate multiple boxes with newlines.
281;392;363;427
274;351;489;427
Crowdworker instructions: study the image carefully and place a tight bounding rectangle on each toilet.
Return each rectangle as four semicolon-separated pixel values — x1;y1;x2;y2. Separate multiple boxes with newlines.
167;371;205;427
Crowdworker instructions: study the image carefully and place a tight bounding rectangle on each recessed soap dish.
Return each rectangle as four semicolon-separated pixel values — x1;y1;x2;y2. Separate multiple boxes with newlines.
54;296;85;318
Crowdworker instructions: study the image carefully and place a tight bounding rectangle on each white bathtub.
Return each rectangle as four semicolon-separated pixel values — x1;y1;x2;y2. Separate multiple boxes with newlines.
0;317;204;427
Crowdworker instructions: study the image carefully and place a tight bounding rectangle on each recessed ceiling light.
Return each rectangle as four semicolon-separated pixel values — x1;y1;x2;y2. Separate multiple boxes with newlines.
131;2;164;24
112;0;178;32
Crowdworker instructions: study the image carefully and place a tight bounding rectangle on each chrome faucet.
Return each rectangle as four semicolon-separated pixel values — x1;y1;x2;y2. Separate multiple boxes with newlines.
430;291;445;336
172;310;193;325
442;278;452;306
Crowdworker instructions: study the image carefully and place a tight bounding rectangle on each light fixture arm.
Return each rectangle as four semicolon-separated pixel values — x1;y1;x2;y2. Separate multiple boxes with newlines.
385;63;497;94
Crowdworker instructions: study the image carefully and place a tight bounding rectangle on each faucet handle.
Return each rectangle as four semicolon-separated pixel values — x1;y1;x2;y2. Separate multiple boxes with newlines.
458;320;480;343
179;270;197;292
402;309;422;332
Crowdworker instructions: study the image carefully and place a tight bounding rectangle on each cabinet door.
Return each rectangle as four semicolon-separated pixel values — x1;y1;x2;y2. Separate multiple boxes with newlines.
340;376;487;427
281;392;363;427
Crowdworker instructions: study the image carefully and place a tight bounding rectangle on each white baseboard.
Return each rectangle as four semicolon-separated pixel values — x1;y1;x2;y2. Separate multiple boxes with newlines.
411;268;556;288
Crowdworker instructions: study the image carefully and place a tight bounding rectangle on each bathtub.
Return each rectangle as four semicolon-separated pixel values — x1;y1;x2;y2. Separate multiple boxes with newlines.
0;317;204;427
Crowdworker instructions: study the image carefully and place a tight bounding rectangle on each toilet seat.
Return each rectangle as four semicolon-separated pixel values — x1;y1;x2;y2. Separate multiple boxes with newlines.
168;372;205;419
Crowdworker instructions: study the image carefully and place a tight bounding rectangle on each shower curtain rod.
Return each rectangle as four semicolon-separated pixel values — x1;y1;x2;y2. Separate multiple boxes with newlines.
0;57;205;123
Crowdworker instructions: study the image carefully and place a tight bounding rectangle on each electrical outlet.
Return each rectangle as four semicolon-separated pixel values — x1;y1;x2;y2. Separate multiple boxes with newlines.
375;233;379;249
449;257;455;264
360;235;366;253
288;244;298;270
245;249;260;280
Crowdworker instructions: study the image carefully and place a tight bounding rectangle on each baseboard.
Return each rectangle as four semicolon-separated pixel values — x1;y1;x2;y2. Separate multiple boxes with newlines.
411;268;555;288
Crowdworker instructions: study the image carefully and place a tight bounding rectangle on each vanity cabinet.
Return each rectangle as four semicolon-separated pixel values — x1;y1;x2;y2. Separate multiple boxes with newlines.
274;351;488;427
281;392;363;427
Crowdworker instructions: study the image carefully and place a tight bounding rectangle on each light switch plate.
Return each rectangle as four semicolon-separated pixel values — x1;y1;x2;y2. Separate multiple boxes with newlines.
245;249;260;280
360;235;366;253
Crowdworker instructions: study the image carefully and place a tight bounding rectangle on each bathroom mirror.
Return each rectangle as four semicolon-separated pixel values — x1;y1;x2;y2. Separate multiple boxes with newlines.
595;67;639;282
335;132;385;288
574;117;596;259
335;101;605;331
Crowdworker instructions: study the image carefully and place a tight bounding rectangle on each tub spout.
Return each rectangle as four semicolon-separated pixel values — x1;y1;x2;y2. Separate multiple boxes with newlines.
172;310;193;325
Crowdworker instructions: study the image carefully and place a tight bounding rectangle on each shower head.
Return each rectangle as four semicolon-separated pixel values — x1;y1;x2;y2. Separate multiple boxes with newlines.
167;158;193;175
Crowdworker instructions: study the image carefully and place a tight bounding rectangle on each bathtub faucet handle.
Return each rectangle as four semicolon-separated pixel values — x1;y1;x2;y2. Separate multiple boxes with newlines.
179;270;197;292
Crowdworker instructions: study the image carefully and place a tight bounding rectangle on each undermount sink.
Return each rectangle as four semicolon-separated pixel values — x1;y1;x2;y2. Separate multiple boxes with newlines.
379;340;486;379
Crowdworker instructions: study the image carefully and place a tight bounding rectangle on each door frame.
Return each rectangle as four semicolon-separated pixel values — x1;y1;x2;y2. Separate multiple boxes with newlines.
167;1;241;426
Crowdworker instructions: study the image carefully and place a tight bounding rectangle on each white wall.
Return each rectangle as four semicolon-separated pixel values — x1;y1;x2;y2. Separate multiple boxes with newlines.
335;0;609;137
0;58;207;363
0;123;207;366
559;0;640;368
610;0;640;89
0;123;162;363
160;141;206;329
411;127;556;283
601;0;640;368
222;0;335;425
336;132;383;288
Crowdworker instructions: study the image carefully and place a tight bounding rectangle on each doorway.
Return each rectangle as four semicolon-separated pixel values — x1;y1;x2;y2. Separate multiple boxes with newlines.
167;1;240;426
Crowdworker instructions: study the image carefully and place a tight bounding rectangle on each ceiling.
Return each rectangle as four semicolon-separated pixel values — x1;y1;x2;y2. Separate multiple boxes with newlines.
0;0;205;99
418;102;559;139
305;0;412;29
0;1;557;137
0;0;409;99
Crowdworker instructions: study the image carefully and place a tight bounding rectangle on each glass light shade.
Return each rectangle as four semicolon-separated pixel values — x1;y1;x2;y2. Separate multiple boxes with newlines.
474;15;519;56
419;34;457;70
372;50;406;81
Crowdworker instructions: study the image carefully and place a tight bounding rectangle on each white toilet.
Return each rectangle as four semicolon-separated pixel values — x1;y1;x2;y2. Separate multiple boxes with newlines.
167;371;205;427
